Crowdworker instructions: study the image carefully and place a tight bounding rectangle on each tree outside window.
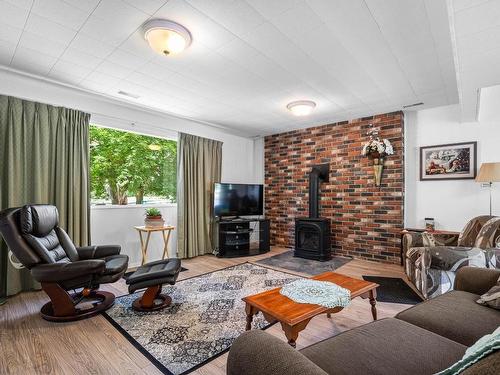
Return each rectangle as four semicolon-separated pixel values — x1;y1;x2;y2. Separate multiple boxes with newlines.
90;125;176;205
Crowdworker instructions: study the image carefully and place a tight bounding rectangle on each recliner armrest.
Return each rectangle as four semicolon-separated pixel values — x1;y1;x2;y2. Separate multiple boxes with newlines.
227;331;327;375
31;260;106;283
77;245;121;260
454;266;500;295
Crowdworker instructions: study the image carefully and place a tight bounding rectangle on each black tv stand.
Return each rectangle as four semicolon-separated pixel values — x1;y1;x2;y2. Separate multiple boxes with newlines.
216;218;270;258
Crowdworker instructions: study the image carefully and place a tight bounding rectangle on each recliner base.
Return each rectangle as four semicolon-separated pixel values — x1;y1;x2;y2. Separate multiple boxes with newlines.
41;282;115;322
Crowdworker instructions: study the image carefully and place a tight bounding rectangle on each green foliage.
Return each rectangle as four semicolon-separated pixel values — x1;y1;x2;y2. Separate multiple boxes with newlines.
90;125;177;204
145;207;162;217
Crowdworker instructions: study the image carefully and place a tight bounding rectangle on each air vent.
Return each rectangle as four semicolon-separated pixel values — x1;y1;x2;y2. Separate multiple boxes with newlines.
118;90;140;99
402;102;424;109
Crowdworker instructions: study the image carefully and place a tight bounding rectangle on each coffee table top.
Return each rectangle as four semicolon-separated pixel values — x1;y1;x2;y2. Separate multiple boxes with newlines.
243;271;378;326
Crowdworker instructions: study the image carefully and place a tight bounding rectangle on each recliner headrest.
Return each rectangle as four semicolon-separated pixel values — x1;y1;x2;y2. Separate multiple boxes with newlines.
21;205;59;237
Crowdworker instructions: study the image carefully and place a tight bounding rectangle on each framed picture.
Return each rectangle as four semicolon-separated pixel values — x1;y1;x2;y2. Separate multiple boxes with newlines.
420;141;477;181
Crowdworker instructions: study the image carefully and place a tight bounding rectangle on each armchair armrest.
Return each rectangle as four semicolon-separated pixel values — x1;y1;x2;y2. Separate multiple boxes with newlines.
227;331;327;375
77;245;121;260
31;260;106;283
454;266;500;295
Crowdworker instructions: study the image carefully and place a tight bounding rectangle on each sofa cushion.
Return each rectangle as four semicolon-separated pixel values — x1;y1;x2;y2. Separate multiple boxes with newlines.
461;351;500;375
299;318;466;375
396;290;500;346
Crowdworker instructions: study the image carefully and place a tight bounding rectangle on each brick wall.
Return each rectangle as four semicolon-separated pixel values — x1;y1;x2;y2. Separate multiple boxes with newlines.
264;112;404;264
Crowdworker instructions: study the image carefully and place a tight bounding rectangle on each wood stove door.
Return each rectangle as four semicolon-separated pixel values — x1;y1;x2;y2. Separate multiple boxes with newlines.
295;222;323;253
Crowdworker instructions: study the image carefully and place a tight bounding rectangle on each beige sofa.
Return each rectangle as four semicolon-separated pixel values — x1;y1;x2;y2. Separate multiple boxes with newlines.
227;267;500;375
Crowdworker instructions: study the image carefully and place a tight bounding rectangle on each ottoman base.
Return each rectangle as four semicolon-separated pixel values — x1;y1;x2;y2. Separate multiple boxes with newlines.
132;285;172;312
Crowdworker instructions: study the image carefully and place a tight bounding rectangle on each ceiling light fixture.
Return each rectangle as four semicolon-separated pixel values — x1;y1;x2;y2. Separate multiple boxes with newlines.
142;19;192;56
286;100;316;116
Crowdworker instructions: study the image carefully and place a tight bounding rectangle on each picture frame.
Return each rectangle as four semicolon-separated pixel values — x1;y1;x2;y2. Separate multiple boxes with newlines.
419;141;477;181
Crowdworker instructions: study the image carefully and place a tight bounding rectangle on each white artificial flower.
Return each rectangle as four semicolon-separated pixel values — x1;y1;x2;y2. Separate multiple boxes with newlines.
361;143;368;156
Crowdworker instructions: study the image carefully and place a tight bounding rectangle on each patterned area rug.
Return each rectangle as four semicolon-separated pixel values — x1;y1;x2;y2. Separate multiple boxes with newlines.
103;263;302;375
256;250;352;275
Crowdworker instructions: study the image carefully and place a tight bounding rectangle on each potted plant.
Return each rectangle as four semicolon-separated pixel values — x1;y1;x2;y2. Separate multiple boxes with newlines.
144;207;164;227
361;128;394;186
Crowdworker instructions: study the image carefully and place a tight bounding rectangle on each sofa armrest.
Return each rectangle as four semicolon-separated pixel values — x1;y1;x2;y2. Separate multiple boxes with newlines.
454;266;500;295
31;260;106;282
77;245;121;260
227;331;327;375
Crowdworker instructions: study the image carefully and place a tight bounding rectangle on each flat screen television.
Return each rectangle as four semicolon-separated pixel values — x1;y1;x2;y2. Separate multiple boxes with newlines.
213;183;263;217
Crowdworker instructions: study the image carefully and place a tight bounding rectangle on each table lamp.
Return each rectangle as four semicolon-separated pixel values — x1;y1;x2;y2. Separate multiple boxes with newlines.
476;162;500;215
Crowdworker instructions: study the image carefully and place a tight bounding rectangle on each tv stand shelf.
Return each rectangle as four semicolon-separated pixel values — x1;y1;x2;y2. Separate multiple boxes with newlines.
216;218;270;258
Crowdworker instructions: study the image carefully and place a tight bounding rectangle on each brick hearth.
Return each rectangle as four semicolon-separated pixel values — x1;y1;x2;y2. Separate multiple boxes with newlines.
264;112;404;264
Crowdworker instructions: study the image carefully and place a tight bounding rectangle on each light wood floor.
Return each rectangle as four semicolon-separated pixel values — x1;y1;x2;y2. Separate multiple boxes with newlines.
0;247;412;375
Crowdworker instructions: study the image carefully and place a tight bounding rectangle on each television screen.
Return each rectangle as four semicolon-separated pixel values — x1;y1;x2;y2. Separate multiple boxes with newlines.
214;183;263;217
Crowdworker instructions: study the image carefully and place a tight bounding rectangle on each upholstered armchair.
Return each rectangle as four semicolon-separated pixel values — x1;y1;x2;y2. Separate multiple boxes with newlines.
0;205;129;321
403;216;500;299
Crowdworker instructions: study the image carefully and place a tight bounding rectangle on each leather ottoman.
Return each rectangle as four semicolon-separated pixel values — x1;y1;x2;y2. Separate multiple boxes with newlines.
126;258;181;311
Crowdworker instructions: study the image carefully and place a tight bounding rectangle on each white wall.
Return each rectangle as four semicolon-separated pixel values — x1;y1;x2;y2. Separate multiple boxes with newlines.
405;104;500;231
90;204;177;269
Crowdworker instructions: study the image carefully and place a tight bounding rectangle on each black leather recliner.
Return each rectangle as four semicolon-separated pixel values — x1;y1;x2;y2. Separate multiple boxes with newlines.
0;204;129;321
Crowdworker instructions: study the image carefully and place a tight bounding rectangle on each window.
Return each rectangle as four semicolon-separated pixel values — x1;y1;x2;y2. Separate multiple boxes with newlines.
90;125;176;205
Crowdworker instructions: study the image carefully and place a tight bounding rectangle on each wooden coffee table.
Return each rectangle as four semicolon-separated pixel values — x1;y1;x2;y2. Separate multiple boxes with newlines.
242;271;379;347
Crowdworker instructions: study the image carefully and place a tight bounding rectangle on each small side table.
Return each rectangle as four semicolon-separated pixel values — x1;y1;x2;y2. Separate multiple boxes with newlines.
134;225;175;265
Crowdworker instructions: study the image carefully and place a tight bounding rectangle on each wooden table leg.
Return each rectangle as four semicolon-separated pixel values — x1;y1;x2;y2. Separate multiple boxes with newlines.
326;312;331;318
245;304;256;331
369;289;377;320
280;319;311;348
140;231;151;265
162;229;172;260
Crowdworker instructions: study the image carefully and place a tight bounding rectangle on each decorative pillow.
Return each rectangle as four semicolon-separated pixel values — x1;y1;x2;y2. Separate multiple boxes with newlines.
476;277;500;310
436;326;500;375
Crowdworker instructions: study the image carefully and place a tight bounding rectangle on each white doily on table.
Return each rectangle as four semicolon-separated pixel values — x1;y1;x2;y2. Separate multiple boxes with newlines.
280;279;351;308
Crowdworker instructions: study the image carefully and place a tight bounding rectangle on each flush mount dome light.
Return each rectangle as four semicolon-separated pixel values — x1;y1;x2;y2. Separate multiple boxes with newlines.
286;100;316;116
142;19;192;56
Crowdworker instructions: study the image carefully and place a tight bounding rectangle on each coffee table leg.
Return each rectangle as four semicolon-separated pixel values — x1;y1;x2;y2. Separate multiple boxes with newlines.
281;323;299;348
245;304;256;330
369;289;377;320
326;312;331;318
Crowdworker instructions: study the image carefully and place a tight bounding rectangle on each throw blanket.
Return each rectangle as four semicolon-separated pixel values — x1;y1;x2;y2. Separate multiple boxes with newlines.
436;327;500;374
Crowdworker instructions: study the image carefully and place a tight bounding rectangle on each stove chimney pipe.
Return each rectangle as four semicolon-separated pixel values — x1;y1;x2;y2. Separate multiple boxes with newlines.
308;164;329;218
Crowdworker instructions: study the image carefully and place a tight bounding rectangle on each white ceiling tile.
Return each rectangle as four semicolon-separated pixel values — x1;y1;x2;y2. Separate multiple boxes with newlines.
95;60;134;79
80;14;144;46
138;61;175;81
0;0;461;135
245;0;303;19
50;59;93;79
106;48;150;70
0;23;23;44
453;0;500;37
60;47;103;69
0;40;16;65
186;0;266;37
61;0;100;13
11;46;58;75
24;13;78;44
4;0;32;10
31;0;90;30
18;30;68;57
68;33;116;59
85;71;122;87
0;1;30;28
123;0;167;15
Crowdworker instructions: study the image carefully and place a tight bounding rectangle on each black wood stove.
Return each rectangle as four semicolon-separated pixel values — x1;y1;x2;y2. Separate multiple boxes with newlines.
294;164;331;261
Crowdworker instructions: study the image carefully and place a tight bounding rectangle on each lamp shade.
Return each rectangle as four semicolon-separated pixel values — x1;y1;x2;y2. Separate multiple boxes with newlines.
476;162;500;182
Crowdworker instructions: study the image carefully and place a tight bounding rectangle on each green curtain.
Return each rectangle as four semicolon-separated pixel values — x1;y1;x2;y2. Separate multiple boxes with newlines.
0;95;90;301
177;133;222;258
